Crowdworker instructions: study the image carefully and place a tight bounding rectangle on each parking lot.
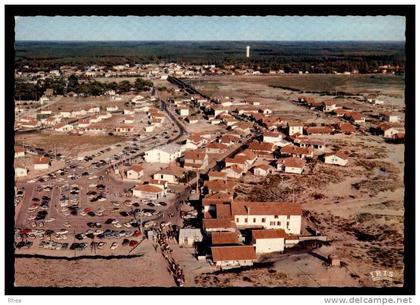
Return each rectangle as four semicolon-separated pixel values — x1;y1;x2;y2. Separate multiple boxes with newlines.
14;104;188;257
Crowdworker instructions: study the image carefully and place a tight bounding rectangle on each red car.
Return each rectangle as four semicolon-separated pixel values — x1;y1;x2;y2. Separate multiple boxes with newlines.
129;240;139;247
133;230;142;237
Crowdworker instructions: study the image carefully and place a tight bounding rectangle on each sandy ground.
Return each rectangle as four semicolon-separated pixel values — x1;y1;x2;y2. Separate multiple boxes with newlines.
15;239;175;287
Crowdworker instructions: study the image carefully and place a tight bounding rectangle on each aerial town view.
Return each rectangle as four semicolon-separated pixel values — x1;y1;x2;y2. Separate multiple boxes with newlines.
11;15;407;289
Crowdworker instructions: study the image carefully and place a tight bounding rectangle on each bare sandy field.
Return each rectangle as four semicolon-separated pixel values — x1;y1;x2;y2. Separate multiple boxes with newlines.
14;239;175;287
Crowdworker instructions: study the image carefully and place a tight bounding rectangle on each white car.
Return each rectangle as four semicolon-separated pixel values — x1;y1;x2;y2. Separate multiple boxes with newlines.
110;242;118;250
113;222;122;228
63;222;71;228
45;218;56;223
88;175;98;180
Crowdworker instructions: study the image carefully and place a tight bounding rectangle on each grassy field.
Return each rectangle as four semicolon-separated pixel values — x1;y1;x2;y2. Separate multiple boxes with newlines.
189;74;405;98
16;133;124;152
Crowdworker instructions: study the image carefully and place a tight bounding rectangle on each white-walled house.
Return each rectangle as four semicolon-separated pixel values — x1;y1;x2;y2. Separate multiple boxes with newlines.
144;144;182;163
232;201;302;235
288;122;304;136
277;157;306;174
34;157;50;170
15;167;28;177
153;166;184;184
183;150;209;170
106;105;119;112
15;146;25;158
54;123;74;132
132;184;165;199
178;107;190;117
126;164;144;180
263;131;283;144
178;229;203;247
324;152;349;166
322;100;339;113
252;229;287;254
211;246;257;269
115;125;134;133
253;164;274;177
381;112;400;123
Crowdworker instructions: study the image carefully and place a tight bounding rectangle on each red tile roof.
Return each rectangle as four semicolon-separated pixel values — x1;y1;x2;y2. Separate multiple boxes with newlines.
281;145;313;156
211;232;239;245
130;164;144;172
34;157;49;165
252;229;287;239
133;184;163;193
325;151;349;160
305;126;333;134
282;157;306;168
203;193;233;206
184;150;206;161
231;201;302;216
15;146;25;153
216;204;232;218
249;141;275;152
203;218;236;230
211;246;256;261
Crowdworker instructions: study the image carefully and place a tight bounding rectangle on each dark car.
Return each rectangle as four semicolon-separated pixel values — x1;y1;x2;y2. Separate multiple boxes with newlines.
105;218;114;225
75;234;84;240
119;211;129;217
122;239;130;246
87;211;96;217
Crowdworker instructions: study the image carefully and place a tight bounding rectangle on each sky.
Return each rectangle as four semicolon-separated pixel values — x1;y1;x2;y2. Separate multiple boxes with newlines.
15;16;406;41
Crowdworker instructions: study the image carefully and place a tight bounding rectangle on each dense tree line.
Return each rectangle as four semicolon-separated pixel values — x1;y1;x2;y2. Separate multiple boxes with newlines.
14;75;153;100
15;41;406;74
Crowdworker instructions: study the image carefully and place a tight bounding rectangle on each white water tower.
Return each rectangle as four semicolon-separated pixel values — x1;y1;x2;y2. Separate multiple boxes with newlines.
246;46;250;58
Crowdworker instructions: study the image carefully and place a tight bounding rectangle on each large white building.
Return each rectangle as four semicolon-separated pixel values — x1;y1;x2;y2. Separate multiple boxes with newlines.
231;201;302;235
144;144;182;164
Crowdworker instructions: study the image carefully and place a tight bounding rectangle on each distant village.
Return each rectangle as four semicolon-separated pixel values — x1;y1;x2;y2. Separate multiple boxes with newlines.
14;59;405;275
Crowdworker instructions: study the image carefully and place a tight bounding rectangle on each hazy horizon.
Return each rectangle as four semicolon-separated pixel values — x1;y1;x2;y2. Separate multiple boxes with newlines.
15;16;406;42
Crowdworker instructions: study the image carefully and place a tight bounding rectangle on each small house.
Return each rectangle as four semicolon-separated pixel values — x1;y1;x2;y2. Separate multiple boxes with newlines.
324;152;349;166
